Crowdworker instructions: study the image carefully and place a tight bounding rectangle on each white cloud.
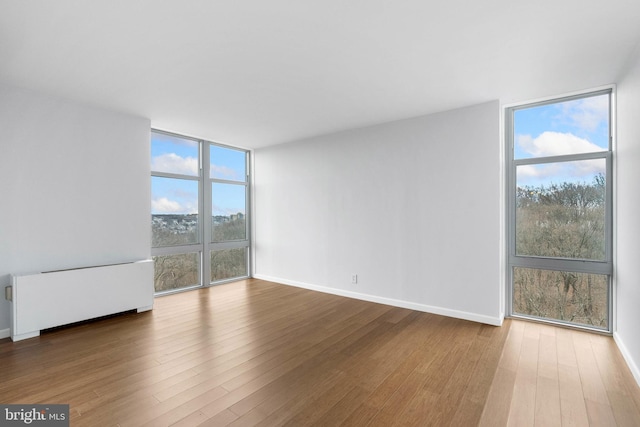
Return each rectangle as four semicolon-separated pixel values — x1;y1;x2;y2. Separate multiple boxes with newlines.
517;159;605;186
558;95;609;133
517;164;558;182
152;197;197;213
517;131;603;158
573;158;606;176
151;153;198;175
172;188;197;199
211;164;240;180
152;197;183;213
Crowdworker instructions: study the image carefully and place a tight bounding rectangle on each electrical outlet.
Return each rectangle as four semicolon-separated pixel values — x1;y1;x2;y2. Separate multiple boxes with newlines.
351;274;358;284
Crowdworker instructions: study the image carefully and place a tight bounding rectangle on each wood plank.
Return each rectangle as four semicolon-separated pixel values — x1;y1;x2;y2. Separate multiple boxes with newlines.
452;322;512;425
591;336;640;426
573;330;611;405
506;323;539;427
557;362;590;426
479;319;523;426
0;280;639;426
479;367;517;427
534;333;561;427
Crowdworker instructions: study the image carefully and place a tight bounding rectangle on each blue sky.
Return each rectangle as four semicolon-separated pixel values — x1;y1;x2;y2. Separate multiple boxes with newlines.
514;93;609;187
151;132;247;215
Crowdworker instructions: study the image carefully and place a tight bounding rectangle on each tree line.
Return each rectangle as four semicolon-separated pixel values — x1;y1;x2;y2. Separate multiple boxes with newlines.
152;217;248;292
514;174;607;327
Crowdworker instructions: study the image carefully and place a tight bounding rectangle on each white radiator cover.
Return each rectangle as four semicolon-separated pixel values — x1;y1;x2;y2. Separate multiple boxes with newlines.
8;260;154;341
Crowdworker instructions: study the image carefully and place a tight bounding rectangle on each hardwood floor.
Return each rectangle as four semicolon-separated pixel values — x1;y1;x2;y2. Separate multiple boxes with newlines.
0;278;638;426
480;319;640;426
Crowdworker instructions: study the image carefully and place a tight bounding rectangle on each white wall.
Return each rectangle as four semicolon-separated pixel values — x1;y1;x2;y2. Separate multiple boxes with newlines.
0;83;151;336
615;48;640;384
253;101;502;325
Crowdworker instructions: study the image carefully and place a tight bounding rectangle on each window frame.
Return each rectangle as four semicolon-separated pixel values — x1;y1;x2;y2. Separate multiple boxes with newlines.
151;129;251;295
205;140;251;284
505;88;614;333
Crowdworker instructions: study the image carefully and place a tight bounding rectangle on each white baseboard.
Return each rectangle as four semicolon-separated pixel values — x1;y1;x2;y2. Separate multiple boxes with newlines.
0;328;10;340
614;332;640;387
253;274;503;327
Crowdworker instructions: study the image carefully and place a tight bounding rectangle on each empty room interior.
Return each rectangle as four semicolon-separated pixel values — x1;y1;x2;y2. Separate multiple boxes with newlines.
2;1;640;426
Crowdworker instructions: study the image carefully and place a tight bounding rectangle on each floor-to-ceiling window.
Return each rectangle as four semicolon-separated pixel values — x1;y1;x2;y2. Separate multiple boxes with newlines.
151;129;250;294
208;144;250;282
506;89;613;331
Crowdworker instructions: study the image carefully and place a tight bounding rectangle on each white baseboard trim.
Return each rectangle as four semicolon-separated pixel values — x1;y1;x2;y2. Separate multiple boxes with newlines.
613;332;640;387
0;328;10;340
253;274;503;327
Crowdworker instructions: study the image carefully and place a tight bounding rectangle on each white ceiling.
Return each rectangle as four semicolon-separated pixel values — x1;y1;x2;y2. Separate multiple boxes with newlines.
1;1;639;149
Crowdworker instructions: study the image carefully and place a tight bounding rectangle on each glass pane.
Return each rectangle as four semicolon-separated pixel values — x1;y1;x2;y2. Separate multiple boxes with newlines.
212;183;246;242
152;177;199;247
513;267;608;329
151;131;199;176
210;144;246;181
153;253;200;292
515;161;606;260
514;93;609;159
211;248;248;282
